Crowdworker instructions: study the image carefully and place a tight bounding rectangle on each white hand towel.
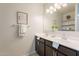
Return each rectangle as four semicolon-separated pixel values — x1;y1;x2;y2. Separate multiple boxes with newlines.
52;41;59;49
21;24;27;33
19;24;27;37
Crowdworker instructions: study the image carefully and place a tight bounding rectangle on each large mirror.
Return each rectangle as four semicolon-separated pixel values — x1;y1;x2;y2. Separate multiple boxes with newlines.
43;3;76;32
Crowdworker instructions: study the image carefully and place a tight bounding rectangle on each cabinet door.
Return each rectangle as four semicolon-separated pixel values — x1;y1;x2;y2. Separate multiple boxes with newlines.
35;36;44;56
38;42;44;56
35;40;44;56
52;48;57;56
58;45;76;56
77;51;79;56
35;40;39;54
45;46;57;56
45;46;53;56
57;52;66;56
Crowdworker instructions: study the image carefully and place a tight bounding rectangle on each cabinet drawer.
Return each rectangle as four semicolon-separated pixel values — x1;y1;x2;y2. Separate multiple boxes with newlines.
77;51;79;56
45;40;52;47
58;45;76;56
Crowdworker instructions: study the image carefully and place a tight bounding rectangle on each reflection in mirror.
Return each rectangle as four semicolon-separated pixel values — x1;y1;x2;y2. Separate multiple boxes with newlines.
43;3;75;32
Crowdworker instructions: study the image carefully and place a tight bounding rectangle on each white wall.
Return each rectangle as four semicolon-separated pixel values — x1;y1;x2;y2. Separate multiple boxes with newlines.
0;3;43;56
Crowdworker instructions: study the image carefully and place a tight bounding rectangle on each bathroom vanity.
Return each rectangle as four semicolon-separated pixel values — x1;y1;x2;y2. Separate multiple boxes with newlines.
35;33;79;56
34;3;79;56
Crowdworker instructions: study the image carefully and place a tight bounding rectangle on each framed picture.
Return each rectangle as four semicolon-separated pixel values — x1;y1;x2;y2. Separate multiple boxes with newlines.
17;11;28;24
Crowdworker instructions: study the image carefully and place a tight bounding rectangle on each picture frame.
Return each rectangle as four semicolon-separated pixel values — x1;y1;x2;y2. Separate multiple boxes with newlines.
17;11;28;24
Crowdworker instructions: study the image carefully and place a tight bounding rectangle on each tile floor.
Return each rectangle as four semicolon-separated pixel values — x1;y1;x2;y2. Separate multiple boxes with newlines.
29;52;39;56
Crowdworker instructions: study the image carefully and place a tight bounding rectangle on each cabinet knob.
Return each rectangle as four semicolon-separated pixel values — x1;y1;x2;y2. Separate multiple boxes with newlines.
37;37;40;40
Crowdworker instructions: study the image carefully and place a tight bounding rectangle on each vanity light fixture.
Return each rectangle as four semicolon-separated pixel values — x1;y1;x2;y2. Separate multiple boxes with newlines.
46;3;67;14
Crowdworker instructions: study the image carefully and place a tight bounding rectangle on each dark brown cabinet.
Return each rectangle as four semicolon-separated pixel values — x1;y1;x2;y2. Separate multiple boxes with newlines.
45;40;57;56
45;46;53;56
35;40;39;54
57;52;66;56
35;36;44;56
58;45;76;56
38;42;44;56
35;36;79;56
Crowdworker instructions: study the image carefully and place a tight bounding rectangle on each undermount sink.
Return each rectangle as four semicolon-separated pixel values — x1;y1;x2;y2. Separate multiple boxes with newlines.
49;36;63;43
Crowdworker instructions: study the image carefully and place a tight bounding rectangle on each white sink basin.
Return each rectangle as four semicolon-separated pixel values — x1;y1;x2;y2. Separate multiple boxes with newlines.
48;36;63;43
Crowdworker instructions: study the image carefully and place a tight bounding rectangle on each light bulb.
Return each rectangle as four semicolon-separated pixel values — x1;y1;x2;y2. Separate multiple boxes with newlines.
53;8;56;12
54;3;61;9
49;6;54;10
50;10;53;14
49;6;56;12
62;3;67;7
46;9;50;13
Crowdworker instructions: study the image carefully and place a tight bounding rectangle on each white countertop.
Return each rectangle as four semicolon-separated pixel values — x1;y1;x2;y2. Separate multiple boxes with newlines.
35;33;79;51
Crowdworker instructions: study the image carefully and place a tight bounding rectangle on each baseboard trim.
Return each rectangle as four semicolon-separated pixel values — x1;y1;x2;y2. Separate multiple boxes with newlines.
23;50;36;56
29;50;36;56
